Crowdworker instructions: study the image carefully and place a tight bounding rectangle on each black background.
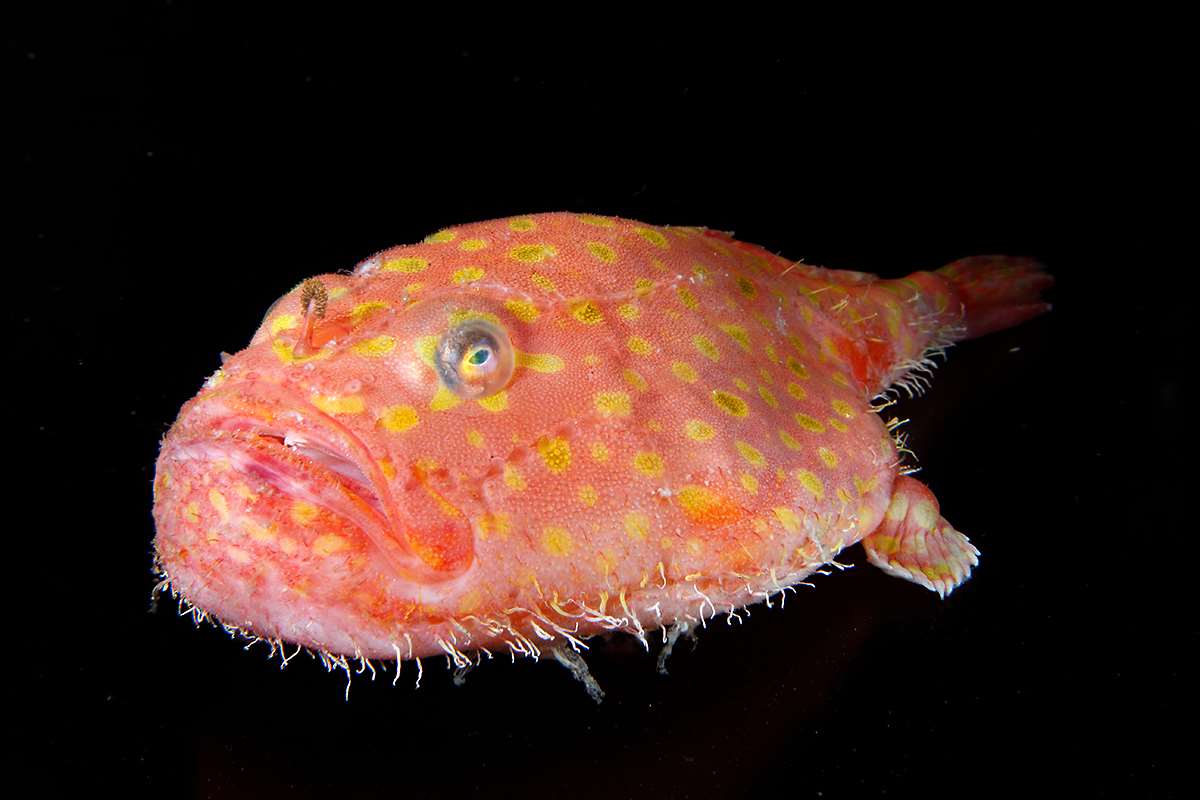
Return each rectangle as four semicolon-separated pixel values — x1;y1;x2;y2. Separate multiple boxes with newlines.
10;6;1190;798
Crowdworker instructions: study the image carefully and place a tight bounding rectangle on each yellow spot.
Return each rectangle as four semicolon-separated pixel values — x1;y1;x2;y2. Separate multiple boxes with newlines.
819;446;839;469
448;309;501;327
622;368;648;392
829;418;850;433
854;475;879;496
536;436;572;474
595;391;632;417
542;526;573;557
459;238;488;252
509;217;537;232
794;469;826;500
504;299;540;322
837;487;854;505
617;303;640;321
736;440;766;468
423;229;457;243
633;226;669;248
291;501;318;526
456;589;482;615
452;266;485;284
857;505;875;532
693;335;720;362
311;394;364;415
633;451;664;477
586;242;616;263
779;429;802;450
226;546;252;564
590;441;609;462
774;507;802;534
764;344;780;363
671;361;698;383
646;420;663;432
328;287;347;300
719;324;751;352
831;398;856;418
430;385;461;411
787;357;810;379
734;377;750;392
352;335;396;358
624;511;650;541
685;419;715;442
466;429;485;448
516;351;564;373
204;489;225;520
477;391;508;412
503;463;526;491
578;485;598;507
677;485;736;525
913;500;939;529
313;533;350;557
383;256;429;273
758;385;779;408
272;339;331;365
686;538;704;556
577;214;616;227
712;390;749;417
677;286;699;310
740;473;759;494
270;314;298;335
183;502;199;523
476;512;511;541
634;277;654;296
787;382;807;401
736;275;757;299
380;404;419;433
350;299;386;319
627;336;653;355
530;273;557;293
831;372;851;387
378;458;396;480
404;282;425;295
509;243;556;263
886;492;910;523
795;413;826;433
571;300;605;325
413;335;438;367
244;520;277;543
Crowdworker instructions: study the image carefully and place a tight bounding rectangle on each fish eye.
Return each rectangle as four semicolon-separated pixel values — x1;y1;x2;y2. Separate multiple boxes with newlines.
435;319;515;399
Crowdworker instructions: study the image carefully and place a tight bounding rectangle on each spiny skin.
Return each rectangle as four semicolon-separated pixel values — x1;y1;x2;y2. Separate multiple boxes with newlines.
152;212;1051;665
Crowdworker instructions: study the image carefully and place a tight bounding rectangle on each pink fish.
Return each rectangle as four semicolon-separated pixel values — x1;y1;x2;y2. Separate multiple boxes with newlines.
152;212;1050;695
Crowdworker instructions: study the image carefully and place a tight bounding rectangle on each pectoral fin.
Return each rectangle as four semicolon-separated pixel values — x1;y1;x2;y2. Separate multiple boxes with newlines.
862;475;980;598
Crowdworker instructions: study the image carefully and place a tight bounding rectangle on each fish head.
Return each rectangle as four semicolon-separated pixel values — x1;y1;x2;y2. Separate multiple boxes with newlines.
152;226;651;653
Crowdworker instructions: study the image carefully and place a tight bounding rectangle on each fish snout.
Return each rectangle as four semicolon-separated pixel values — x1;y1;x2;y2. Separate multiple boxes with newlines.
152;379;475;649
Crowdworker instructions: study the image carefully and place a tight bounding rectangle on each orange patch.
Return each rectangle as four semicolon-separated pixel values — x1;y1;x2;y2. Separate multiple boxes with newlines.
676;485;743;527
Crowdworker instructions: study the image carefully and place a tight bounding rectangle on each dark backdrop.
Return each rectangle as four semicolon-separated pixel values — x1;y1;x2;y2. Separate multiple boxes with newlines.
10;7;1189;798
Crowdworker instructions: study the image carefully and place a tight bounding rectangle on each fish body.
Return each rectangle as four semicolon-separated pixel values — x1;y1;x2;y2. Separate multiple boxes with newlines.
152;212;1050;669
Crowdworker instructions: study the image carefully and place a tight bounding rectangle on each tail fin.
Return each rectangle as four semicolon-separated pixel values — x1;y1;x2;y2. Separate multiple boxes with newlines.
936;256;1054;339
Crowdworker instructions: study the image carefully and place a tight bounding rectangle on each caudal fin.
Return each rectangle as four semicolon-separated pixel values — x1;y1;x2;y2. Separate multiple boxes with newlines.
937;256;1053;339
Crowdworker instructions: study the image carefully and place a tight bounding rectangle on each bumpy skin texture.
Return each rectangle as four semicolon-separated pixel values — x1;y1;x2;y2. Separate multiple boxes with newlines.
152;212;1050;664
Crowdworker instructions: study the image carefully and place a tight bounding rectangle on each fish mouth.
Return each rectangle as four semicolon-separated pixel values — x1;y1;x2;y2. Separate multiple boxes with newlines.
247;430;387;520
161;380;471;582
